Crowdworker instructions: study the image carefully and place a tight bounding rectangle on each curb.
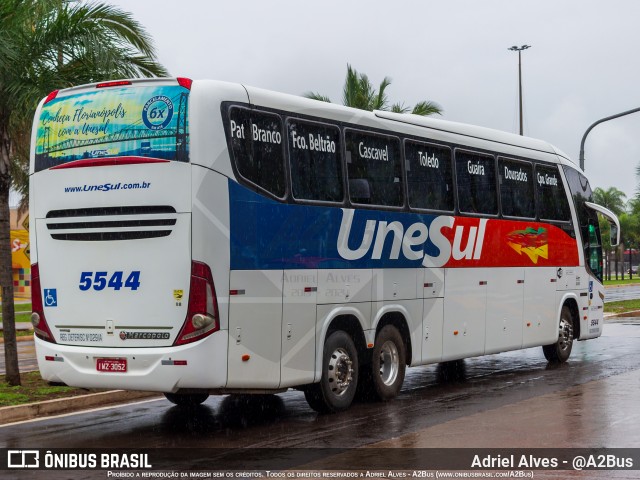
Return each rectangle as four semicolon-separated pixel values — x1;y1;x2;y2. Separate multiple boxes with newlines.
0;390;162;425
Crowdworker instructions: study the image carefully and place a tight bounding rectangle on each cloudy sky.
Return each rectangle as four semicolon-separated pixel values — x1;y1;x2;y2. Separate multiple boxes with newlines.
106;0;640;199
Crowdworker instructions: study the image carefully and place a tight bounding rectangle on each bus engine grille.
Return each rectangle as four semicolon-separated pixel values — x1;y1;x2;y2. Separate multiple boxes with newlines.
45;206;178;241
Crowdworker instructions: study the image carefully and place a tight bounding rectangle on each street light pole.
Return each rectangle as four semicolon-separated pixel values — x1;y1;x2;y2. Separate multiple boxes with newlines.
508;45;531;136
579;106;640;170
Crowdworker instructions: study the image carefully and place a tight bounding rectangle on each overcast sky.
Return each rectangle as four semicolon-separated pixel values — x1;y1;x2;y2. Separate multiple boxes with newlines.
103;0;640;201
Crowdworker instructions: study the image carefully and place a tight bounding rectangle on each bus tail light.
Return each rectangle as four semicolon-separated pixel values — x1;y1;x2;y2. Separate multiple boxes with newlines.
44;90;59;104
31;263;56;343
96;80;132;88
174;261;219;346
177;77;193;90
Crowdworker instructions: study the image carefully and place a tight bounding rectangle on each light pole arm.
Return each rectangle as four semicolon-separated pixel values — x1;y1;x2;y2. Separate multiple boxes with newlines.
579;107;640;170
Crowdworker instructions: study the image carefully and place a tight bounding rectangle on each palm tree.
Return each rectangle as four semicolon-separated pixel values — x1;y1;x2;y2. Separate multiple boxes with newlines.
0;0;168;385
592;187;626;216
593;187;628;279
628;197;640;216
304;64;442;116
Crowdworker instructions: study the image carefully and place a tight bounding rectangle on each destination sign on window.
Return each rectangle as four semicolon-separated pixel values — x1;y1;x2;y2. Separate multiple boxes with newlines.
287;119;343;202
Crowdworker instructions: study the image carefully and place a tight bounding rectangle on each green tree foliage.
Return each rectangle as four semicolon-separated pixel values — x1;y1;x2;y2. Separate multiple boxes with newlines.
304;64;442;116
627;197;640;216
0;0;167;385
593;187;627;280
618;212;640;279
592;187;626;216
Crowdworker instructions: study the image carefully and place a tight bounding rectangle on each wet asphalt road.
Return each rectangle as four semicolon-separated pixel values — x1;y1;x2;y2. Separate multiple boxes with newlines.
604;284;640;302
2;319;640;479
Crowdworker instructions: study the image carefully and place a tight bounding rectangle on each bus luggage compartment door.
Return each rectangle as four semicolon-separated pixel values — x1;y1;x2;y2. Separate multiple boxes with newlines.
227;270;283;388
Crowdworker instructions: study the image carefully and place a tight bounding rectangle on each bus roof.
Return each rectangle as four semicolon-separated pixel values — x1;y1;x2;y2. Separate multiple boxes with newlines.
241;83;581;171
41;77;581;171
374;110;554;155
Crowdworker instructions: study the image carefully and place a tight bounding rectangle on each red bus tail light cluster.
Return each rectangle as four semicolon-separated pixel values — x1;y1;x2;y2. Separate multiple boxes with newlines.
30;263;56;343
177;77;193;90
174;261;220;346
43;90;59;105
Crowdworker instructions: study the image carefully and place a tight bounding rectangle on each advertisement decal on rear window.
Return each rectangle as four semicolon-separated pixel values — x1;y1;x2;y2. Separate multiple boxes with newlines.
35;85;189;171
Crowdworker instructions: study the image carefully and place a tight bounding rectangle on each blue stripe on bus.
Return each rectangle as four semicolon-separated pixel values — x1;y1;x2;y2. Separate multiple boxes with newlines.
228;180;443;270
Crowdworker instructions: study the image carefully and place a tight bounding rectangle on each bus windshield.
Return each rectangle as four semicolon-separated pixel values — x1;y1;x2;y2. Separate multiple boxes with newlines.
563;166;603;282
34;84;189;171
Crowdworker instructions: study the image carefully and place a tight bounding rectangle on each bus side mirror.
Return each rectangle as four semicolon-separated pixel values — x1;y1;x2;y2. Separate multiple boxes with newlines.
610;224;619;247
585;202;620;247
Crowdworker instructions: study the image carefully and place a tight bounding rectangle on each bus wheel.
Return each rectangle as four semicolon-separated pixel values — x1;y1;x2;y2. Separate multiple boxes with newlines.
370;325;406;401
543;306;574;363
304;330;358;413
164;392;209;407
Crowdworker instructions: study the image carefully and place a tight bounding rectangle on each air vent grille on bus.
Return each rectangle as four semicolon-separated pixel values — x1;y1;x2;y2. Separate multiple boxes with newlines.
46;205;178;241
46;206;176;218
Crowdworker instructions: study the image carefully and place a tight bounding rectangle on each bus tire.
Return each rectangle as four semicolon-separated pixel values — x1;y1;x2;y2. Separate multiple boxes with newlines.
164;392;209;407
370;325;406;401
304;330;358;413
543;306;574;363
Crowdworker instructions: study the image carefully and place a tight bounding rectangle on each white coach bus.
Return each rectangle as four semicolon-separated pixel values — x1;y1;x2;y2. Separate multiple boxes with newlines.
30;78;620;413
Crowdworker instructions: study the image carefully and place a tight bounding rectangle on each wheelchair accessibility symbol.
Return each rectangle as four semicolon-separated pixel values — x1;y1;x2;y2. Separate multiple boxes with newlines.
44;289;57;307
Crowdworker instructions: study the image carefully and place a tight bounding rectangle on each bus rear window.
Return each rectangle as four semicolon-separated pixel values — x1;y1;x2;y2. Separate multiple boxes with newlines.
34;84;190;171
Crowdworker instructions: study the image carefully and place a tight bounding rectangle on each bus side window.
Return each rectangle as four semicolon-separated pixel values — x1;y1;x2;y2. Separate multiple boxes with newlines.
499;157;535;218
536;164;571;222
344;129;403;208
405;140;454;212
455;150;497;215
228;106;286;198
287;119;343;203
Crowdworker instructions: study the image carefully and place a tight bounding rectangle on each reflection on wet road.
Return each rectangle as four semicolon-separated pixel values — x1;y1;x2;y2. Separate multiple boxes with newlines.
605;284;640;302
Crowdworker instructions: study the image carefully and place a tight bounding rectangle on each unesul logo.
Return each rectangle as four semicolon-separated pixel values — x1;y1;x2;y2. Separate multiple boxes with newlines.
142;95;173;130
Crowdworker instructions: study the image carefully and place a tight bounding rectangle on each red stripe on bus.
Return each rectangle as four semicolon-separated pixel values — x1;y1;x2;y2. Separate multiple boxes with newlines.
50;157;170;169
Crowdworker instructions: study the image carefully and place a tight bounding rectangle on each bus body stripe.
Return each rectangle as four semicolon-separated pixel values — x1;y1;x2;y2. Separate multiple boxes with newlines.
228;180;579;271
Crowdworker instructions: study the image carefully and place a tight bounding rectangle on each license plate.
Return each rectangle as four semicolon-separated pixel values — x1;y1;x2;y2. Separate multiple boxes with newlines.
96;358;127;372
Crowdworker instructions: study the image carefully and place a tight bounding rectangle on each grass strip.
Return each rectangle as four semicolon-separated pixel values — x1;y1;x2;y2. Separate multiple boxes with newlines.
604;278;640;286
0;371;103;407
604;299;640;315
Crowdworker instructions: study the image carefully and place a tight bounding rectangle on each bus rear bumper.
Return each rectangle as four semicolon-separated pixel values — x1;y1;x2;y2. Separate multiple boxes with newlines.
34;331;228;393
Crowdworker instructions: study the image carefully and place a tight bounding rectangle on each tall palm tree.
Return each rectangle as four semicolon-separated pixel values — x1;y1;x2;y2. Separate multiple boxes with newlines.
628;197;640;216
0;0;168;385
305;64;442;116
592;187;626;216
